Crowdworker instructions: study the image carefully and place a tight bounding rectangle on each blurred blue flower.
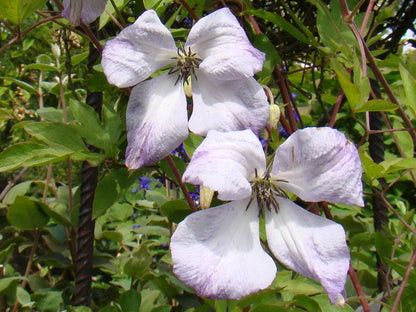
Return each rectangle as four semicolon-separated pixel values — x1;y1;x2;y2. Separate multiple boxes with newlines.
131;188;138;193
133;224;140;229
259;136;268;149
170;143;189;162
139;177;152;190
133;212;138;218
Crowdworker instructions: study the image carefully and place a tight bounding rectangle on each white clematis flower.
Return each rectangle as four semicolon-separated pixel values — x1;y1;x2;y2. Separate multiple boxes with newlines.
101;8;269;169
170;127;364;303
62;0;108;25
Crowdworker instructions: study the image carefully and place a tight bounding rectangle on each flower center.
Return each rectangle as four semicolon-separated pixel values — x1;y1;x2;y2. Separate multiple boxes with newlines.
250;169;287;214
169;47;202;85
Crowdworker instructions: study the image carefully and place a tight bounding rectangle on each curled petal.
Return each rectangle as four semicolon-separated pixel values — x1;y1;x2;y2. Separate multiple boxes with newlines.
102;10;177;88
265;197;350;304
183;130;266;201
272;127;364;206
63;0;107;25
189;72;269;136
171;199;276;299
126;74;188;169
185;8;265;80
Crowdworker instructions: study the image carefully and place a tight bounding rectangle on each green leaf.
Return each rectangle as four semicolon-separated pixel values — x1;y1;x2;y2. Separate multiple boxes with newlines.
7;196;49;230
400;63;416;119
354;99;398;112
24;121;87;152
0;77;38;94
102;231;123;242
253;33;281;77
124;245;152;278
374;232;393;261
160;200;192;223
0;142;69;172
70;99;108;149
17;286;33;307
120;289;142;312
331;59;359;110
71;52;89;66
0;0;47;25
102;103;123;146
0;276;23;293
37;107;75;122
246;9;316;46
3;181;32;205
93;168;142;219
23;63;58;72
0;108;13;120
293;295;322;312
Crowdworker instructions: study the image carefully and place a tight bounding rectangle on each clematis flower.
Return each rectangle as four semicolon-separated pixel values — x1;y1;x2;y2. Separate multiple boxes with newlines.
62;0;108;25
170;127;364;303
101;8;269;169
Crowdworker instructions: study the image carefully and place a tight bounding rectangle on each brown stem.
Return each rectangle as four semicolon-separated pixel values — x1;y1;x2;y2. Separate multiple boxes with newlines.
179;0;199;21
0;15;62;53
391;246;416;312
166;155;196;212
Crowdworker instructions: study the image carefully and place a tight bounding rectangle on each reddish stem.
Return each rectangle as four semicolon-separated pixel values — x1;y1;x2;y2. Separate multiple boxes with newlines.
166;156;196;212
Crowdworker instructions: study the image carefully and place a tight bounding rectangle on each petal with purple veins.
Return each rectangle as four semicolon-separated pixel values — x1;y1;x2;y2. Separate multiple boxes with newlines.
171;198;276;300
272;127;364;207
185;8;265;80
125;74;188;169
265;197;350;304
189;72;269;136
102;10;177;88
183;129;266;201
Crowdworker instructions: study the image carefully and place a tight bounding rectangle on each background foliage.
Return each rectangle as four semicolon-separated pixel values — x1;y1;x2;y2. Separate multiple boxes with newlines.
0;0;416;311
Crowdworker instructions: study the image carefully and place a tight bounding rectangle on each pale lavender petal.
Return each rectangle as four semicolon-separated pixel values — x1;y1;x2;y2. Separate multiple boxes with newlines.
185;8;265;80
272;127;364;206
125;74;188;169
171;199;276;299
183;130;266;201
265;197;350;304
102;10;177;88
62;0;107;25
189;72;269;136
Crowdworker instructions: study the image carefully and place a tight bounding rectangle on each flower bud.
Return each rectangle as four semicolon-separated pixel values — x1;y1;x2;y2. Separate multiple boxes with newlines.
184;76;192;97
199;186;214;209
51;43;61;60
269;104;280;129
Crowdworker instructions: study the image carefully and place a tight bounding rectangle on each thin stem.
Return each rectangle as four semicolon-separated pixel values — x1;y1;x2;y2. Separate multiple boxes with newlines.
166;155;196;212
391;246;416;312
105;8;123;30
109;0;126;27
0;167;28;201
348;264;371;312
81;23;103;53
0;15;62;53
179;0;199;21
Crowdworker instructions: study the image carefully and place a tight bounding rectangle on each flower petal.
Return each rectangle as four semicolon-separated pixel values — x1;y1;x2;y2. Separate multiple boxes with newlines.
171;199;276;299
102;10;177;88
125;74;188;169
63;0;108;25
185;8;265;80
265;197;350;304
272;127;364;206
183;130;266;201
189;72;269;136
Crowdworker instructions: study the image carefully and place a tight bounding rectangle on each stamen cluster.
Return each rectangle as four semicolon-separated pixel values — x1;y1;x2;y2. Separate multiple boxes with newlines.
250;170;287;214
169;47;202;85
